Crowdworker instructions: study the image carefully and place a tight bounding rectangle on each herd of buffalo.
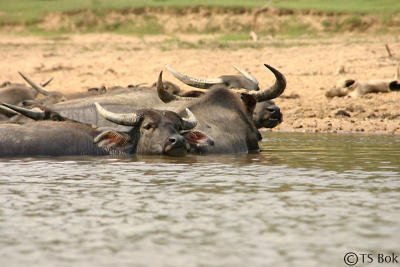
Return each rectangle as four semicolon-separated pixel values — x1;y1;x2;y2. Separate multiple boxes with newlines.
0;64;286;157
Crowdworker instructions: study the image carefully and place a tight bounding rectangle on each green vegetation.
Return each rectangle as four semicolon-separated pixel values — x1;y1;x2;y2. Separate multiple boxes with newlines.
335;15;365;32
146;36;319;51
0;0;398;41
0;0;398;25
218;33;252;42
0;0;265;25
110;16;164;36
272;0;400;14
279;17;317;38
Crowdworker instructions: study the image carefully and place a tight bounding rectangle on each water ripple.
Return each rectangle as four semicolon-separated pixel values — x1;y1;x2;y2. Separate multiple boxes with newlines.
0;132;399;266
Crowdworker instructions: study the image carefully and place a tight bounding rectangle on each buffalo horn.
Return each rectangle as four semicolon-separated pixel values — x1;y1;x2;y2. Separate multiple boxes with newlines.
156;71;194;103
18;72;52;96
232;65;259;86
248;64;286;102
94;102;142;126
165;65;223;89
1;102;45;120
181;108;197;130
157;71;178;103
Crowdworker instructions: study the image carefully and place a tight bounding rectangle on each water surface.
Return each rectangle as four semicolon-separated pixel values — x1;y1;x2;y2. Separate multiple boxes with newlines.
1;132;399;267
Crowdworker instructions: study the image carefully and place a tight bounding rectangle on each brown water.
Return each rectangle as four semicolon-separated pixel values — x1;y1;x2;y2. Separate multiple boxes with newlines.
0;132;399;267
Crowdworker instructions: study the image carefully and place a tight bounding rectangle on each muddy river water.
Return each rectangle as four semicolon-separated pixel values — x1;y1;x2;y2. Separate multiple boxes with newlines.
0;132;399;267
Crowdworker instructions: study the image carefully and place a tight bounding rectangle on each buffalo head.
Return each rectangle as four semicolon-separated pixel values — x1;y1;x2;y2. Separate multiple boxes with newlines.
2;101;212;156
158;64;286;130
19;72;67;104
0;76;53;106
253;100;283;129
159;64;286;103
94;103;213;156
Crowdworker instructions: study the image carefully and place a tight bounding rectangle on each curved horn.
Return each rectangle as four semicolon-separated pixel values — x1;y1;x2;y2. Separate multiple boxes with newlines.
165;65;223;89
1;102;45;120
18;72;52;96
156;71;194;103
232;65;259;86
94;102;142;126
181;108;197;130
249;64;286;102
157;71;179;103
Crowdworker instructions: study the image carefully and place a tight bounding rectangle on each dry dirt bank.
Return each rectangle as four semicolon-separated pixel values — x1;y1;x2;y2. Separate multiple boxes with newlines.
0;33;400;134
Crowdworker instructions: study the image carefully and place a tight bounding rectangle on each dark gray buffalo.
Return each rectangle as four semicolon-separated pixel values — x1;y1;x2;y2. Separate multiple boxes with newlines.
0;103;202;157
0;77;53;105
11;64;286;154
43;64;284;154
17;65;283;130
152;64;286;153
18;73;114;106
23;64;282;130
164;65;283;129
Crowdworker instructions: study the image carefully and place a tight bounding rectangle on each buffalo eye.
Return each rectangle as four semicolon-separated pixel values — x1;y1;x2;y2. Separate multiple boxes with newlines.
143;123;153;130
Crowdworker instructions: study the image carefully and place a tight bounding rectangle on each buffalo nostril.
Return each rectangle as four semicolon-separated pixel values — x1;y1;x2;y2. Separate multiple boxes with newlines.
267;107;280;114
169;137;177;144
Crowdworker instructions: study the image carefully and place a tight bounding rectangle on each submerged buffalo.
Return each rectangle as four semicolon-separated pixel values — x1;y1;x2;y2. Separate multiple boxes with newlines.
0;77;53;106
18;73;116;105
164;64;284;128
154;64;286;153
16;65;283;130
0;103;205;157
5;64;286;154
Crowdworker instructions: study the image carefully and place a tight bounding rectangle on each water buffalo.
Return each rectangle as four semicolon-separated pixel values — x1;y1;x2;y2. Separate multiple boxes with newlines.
325;64;400;98
19;74;149;106
5;64;286;154
0;103;202;157
0;77;53;106
18;73;114;105
154;64;286;153
159;88;283;129
164;64;284;129
14;64;285;133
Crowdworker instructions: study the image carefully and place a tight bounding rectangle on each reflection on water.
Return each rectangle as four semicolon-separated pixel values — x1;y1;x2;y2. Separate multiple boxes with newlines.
0;132;399;267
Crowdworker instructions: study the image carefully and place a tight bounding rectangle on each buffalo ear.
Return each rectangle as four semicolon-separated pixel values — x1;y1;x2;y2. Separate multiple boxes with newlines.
182;130;214;153
240;93;257;115
182;130;213;145
94;130;133;152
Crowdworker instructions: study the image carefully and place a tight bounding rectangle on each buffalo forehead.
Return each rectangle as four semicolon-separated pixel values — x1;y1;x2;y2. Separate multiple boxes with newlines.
139;109;182;127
